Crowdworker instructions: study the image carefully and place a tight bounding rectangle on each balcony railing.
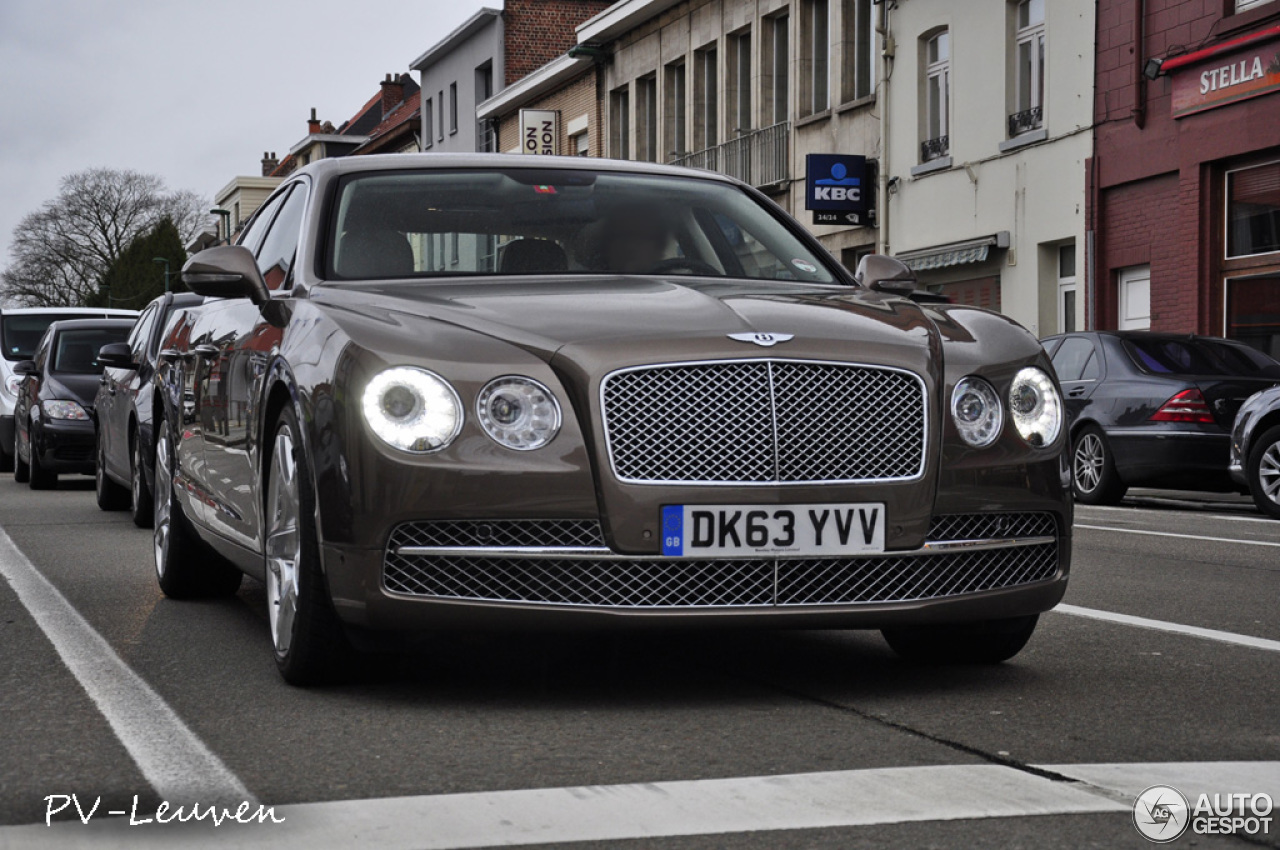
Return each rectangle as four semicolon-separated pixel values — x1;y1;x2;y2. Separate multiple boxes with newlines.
671;122;790;188
920;135;950;162
1008;106;1043;138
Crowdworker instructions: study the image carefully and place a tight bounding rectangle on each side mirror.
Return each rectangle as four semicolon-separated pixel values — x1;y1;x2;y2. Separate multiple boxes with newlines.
98;342;137;370
182;245;270;304
12;360;37;376
853;254;951;304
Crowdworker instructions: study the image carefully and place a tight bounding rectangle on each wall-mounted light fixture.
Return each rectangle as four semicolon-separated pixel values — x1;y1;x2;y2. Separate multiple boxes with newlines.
1143;57;1164;80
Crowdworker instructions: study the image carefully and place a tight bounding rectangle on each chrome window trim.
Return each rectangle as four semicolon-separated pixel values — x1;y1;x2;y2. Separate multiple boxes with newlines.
598;357;930;486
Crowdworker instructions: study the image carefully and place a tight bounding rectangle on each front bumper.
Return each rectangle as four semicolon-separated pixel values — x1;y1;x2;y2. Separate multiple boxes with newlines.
32;418;96;474
322;511;1070;632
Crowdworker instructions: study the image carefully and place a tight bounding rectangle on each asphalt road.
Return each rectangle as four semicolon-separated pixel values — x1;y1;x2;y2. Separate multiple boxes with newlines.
0;477;1277;849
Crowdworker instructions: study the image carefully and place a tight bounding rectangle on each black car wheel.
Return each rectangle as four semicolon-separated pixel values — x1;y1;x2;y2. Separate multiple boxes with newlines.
882;615;1039;664
0;441;13;474
152;413;242;599
95;433;131;510
1246;425;1280;520
265;405;353;686
130;429;153;528
13;430;29;483
1071;426;1126;505
28;420;57;490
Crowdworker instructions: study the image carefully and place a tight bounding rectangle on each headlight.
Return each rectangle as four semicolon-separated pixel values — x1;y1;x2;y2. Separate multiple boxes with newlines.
1009;367;1062;447
3;375;21;399
951;377;1003;447
476;376;562;451
42;400;90;421
361;367;462;453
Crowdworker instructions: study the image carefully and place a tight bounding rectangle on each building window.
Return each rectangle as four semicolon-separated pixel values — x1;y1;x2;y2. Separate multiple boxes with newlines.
841;0;875;102
636;74;658;161
764;14;789;126
664;60;687;158
449;82;458;134
1011;0;1045;137
1058;243;1076;334
728;28;752;135
475;63;493;103
694;45;719;150
1118;265;1151;331
801;0;830;116
1235;0;1275;11
423;98;434;148
922;30;950;161
610;85;631;159
574;131;589;157
1227;160;1280;258
437;91;444;141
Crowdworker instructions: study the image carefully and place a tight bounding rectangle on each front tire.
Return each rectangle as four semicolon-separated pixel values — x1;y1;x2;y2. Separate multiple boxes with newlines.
0;441;13;474
153;413;242;598
265;406;353;686
96;433;131;510
1246;425;1280;520
130;428;154;528
1071;426;1126;505
882;615;1039;664
28;423;57;490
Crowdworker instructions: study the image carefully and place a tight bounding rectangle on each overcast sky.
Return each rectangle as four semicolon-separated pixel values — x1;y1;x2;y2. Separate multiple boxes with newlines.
0;0;491;268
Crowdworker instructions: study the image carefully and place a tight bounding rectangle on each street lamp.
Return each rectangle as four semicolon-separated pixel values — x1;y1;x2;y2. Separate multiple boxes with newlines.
152;257;171;293
210;208;232;245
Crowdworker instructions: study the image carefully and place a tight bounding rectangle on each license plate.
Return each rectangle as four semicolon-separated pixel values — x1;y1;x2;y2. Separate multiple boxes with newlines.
661;503;886;557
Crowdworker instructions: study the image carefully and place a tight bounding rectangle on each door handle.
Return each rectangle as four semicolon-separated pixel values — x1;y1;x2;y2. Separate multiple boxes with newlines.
193;344;220;359
1068;387;1085;397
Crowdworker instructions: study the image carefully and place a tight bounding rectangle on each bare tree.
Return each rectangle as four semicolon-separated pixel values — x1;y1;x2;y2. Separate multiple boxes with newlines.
1;168;209;307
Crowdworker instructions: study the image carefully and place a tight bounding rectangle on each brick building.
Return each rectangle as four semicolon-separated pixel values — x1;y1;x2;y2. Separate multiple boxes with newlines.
1089;0;1280;356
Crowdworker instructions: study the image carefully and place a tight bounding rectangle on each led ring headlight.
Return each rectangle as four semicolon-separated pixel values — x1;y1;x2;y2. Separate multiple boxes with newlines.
477;376;562;451
362;366;462;453
1009;366;1062;447
951;376;1003;448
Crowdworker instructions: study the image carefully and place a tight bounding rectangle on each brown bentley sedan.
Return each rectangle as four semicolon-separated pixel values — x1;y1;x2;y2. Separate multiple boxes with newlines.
157;154;1070;684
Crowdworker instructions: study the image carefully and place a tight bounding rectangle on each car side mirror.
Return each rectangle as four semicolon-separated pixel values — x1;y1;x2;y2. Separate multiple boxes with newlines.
12;360;36;376
98;342;137;370
853;254;950;303
182;245;270;305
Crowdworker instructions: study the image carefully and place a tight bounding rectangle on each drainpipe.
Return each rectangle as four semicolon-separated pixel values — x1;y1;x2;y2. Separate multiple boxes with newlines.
1132;0;1146;128
876;1;893;255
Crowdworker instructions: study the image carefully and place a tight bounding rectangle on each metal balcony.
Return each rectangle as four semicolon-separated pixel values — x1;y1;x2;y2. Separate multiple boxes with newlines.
1008;106;1043;138
920;135;949;162
671;122;790;188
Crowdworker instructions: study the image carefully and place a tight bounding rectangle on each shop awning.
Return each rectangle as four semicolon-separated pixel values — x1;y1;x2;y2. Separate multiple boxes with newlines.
895;233;1010;272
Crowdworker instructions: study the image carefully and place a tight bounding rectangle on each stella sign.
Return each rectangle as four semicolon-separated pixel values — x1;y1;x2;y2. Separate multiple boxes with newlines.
1172;36;1280;118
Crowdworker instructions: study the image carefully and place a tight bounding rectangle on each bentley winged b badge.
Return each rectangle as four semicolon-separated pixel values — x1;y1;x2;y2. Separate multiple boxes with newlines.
727;332;795;347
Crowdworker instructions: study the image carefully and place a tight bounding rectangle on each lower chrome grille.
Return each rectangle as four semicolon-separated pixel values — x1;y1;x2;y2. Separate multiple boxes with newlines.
382;513;1061;608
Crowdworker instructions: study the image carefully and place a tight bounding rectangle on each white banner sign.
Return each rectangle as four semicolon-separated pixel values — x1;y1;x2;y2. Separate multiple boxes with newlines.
520;110;559;155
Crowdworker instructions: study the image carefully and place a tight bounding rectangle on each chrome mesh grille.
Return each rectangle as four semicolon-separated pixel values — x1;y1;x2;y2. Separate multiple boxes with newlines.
382;513;1059;607
601;360;926;484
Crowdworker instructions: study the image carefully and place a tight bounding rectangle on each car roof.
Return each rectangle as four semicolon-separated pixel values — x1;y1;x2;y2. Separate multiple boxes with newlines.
289;151;744;187
46;318;136;332
1044;330;1249;345
0;306;139;317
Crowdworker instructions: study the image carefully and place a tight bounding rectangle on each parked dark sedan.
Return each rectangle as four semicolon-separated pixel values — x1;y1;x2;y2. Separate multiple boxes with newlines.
94;292;205;525
1230;385;1280;519
12;319;134;489
156;154;1070;685
1042;331;1280;504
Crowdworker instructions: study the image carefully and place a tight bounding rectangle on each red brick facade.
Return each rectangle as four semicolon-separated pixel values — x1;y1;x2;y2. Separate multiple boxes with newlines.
503;0;611;86
1089;0;1280;348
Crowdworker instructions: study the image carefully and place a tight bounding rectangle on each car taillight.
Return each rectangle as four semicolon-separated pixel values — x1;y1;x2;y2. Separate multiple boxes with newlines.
1149;388;1214;423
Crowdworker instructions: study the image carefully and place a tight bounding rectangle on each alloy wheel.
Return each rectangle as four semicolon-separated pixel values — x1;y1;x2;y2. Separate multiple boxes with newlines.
153;428;172;579
265;427;301;657
1074;433;1104;494
1260;441;1280;507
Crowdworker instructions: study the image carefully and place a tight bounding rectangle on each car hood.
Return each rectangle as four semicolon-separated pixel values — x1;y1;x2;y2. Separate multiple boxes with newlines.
41;372;100;410
315;276;940;369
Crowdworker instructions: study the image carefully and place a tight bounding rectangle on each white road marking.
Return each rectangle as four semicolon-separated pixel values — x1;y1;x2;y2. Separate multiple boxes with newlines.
1076;504;1278;524
1075;523;1280;547
1055;604;1280;652
0;526;252;807
5;761;1279;849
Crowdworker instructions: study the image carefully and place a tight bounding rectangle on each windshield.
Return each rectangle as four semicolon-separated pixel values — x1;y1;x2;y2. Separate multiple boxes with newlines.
1123;337;1280;378
51;327;130;374
2;313;104;361
326;168;838;284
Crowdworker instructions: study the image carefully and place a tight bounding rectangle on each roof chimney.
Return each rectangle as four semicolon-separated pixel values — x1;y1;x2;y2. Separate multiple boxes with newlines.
261;151;279;177
380;73;405;120
307;107;322;134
